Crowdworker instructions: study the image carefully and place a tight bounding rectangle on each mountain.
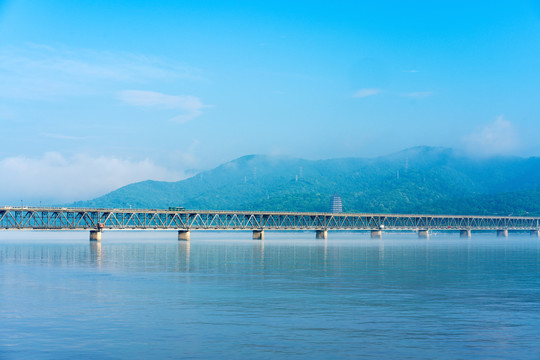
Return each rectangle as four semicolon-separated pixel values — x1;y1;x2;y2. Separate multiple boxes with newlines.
71;147;540;216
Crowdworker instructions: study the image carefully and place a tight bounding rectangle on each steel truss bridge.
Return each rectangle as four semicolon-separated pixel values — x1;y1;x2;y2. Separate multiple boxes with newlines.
1;207;539;241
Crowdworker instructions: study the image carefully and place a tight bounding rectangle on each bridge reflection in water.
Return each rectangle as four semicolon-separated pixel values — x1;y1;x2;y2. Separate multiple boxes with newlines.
1;207;539;241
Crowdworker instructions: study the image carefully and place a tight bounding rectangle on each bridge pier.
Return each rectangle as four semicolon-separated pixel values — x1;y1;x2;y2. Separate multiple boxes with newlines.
253;230;264;240
89;230;102;242
460;230;471;238
497;229;508;237
371;230;382;238
178;230;191;241
530;230;539;237
418;230;429;238
316;230;328;239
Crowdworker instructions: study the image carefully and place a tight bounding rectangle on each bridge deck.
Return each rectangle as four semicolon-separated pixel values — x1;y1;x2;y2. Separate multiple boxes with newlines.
1;207;539;231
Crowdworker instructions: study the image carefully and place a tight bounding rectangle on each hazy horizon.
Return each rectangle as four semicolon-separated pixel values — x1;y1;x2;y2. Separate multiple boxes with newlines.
4;144;540;206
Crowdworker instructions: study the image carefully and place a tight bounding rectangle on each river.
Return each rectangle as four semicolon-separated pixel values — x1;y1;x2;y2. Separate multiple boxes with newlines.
1;231;540;359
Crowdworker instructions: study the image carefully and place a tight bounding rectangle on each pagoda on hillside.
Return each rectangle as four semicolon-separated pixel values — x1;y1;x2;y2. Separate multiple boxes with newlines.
330;193;343;213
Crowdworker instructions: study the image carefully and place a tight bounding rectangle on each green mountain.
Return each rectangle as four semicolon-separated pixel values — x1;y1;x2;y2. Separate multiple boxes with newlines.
72;146;540;216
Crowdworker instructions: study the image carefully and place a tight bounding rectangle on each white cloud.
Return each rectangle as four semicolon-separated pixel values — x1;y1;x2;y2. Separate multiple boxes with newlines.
0;45;200;100
118;90;208;123
41;133;89;141
463;115;519;156
0;152;184;204
170;139;201;167
353;88;381;98
402;91;432;98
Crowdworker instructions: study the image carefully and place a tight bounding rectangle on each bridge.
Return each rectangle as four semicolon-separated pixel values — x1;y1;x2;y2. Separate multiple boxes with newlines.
1;206;539;241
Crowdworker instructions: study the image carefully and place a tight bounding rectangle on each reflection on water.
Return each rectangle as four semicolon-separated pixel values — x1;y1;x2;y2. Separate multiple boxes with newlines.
90;241;101;265
1;232;540;359
178;240;190;271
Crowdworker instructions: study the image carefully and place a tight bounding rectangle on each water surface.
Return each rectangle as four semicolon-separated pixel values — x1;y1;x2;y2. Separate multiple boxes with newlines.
1;231;540;359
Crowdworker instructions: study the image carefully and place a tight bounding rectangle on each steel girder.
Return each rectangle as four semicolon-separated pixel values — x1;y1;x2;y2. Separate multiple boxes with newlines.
0;207;539;231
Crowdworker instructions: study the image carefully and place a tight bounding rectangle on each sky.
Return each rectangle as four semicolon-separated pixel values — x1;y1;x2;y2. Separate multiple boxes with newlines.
1;0;540;204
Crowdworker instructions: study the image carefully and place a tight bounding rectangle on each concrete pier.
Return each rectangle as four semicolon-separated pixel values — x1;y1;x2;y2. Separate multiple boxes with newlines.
460;230;471;238
418;230;429;238
497;229;508;237
371;230;382;238
178;230;191;241
253;230;264;240
530;230;539;237
89;230;102;242
316;230;328;239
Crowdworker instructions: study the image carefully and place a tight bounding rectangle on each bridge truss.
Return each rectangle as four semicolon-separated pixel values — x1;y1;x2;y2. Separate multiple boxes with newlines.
1;207;539;231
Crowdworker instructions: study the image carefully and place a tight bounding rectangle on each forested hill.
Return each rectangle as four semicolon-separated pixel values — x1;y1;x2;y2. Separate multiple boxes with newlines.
71;146;540;216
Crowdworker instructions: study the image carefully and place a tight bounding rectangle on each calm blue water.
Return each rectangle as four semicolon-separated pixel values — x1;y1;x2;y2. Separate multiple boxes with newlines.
1;231;540;359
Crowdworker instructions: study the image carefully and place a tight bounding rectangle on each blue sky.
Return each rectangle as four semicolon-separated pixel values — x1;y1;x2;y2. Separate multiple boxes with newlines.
1;0;540;204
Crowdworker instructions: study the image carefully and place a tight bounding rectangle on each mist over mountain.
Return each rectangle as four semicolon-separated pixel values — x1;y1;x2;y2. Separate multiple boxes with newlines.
72;146;540;215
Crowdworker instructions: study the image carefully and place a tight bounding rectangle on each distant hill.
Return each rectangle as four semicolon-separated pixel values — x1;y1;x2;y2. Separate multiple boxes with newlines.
71;146;540;216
